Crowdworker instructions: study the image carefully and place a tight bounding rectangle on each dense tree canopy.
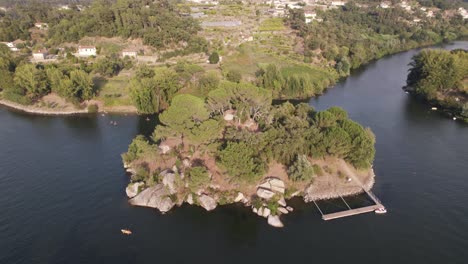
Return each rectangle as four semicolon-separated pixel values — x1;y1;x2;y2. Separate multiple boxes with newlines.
406;49;468;120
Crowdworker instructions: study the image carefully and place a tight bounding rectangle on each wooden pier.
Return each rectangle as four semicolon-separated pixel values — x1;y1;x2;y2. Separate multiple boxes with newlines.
314;161;386;221
321;204;382;220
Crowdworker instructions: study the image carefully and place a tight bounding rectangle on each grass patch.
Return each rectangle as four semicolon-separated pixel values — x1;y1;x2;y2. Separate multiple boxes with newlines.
96;75;132;107
259;18;285;31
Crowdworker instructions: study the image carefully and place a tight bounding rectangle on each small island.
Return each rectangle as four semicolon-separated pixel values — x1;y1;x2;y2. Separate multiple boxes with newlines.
122;83;376;227
405;49;468;122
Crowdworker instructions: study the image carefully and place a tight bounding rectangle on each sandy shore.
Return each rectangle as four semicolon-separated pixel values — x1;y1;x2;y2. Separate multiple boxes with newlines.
0;99;138;116
0;99;89;115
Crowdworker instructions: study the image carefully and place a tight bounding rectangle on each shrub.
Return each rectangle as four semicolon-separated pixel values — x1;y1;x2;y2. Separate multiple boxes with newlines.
209;52;220;64
187;166;211;190
226;70;242;83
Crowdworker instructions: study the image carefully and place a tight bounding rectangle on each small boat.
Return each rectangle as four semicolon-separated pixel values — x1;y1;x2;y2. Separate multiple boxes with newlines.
405;91;409;94
375;207;387;214
121;229;132;235
453;117;457;121
146;117;150;121
431;107;438;111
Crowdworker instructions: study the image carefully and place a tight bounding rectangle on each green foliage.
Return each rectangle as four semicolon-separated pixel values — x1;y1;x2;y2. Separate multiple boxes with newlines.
218;142;265;182
93;56;130;77
288;3;468;73
327;106;348;121
257;64;335;98
158;94;209;139
47;0;203;51
14;64;49;99
187;166;211;190
122;135;153;164
209;52;220;64
206;81;272;121
130;67;181;114
407;49;468;121
287;155;315;182
226;69;242;83
198;71;220;95
69;69;94;100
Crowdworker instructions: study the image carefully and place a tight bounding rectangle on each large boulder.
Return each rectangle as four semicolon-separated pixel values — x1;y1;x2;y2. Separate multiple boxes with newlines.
262;207;271;218
198;194;217;211
161;170;177;194
267;215;284;228
257;188;275;200
129;184;175;213
223;113;234;121
257;177;285;199
278;197;287;207
126;182;145;198
158;144;171;154
278;207;289;214
186;193;194;205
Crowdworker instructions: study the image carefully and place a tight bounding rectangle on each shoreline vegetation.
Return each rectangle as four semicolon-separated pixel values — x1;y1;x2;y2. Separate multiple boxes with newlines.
404;49;468;122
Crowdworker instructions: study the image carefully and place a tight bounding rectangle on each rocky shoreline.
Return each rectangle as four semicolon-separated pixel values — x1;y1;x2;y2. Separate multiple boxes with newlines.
123;163;376;228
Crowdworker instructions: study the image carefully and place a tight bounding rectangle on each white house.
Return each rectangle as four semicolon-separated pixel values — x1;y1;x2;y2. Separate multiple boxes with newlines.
32;49;48;60
458;7;468;19
304;11;317;23
1;42;18;52
78;46;97;57
380;2;391;9
331;1;346;6
122;50;138;58
34;22;48;29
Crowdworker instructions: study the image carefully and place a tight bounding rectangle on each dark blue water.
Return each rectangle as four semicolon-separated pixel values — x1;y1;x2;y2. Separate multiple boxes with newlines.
1;42;467;264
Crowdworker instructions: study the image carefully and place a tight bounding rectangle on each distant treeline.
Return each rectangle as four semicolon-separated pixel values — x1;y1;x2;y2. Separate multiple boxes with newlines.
0;0;206;52
287;3;467;77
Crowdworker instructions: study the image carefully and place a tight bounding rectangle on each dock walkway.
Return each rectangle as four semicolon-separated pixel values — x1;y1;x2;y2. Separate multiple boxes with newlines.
316;161;385;221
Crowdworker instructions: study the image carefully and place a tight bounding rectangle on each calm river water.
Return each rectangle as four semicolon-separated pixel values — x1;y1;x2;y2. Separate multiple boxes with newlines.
1;42;467;264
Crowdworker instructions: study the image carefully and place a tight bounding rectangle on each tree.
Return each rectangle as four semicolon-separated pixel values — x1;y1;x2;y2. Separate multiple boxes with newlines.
198;71;220;95
287;155;315;181
130;67;181;114
187;166;211;191
14;64;49;99
70;69;94;100
207;87;233;115
218;142;265;182
314;111;337;129
158;94;210;142
208;51;219;64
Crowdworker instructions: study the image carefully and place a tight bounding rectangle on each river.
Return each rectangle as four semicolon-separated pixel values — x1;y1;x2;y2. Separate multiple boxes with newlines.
1;41;467;264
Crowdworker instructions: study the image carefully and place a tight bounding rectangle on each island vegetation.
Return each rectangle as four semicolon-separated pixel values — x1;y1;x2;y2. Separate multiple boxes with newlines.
122;83;376;227
405;48;468;121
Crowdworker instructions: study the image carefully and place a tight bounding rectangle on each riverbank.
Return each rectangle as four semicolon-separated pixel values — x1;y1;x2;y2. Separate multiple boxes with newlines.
0;99;88;115
0;97;138;116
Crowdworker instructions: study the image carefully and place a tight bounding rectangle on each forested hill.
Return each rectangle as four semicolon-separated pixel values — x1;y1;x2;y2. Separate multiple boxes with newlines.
0;0;206;51
406;49;468;121
287;3;467;76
